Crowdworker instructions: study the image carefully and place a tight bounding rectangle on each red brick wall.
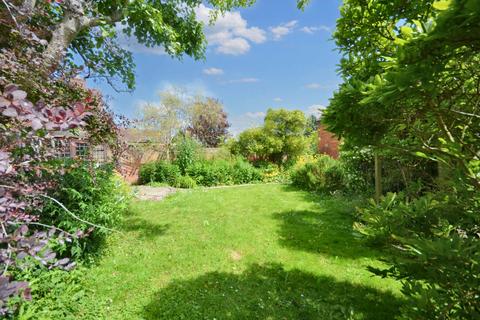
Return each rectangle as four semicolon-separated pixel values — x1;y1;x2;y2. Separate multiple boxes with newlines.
317;125;340;159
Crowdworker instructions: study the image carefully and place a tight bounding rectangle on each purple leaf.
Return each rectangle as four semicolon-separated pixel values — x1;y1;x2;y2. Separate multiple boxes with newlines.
30;118;43;130
0;97;10;108
10;90;27;101
2;107;18;117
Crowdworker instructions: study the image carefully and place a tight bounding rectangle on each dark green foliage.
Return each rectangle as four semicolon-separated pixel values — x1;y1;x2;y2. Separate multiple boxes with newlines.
183;160;229;187
340;146;438;195
338;147;375;193
42;162;129;258
356;191;480;319
324;3;480;314
154;162;181;185
290;156;346;192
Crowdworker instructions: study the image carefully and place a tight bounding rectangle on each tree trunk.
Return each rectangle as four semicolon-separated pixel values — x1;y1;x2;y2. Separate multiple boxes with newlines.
374;153;382;203
43;13;89;69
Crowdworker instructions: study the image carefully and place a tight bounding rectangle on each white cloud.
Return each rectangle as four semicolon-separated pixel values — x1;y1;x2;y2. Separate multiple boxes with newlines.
236;27;267;44
270;20;298;40
273;97;283;102
305;104;326;118
203;67;224;76
216;38;251;55
245;111;266;119
300;25;331;34
225;78;260;84
195;4;267;55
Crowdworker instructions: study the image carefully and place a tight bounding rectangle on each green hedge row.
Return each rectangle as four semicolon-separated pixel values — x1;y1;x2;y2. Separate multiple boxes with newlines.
138;158;262;187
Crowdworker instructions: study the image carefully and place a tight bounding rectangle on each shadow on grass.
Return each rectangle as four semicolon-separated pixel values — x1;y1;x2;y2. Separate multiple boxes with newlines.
142;263;402;320
280;184;364;204
273;209;377;259
121;214;170;240
274;186;378;259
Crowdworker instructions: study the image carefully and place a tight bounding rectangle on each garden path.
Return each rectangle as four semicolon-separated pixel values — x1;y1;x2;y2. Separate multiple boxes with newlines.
134;186;178;201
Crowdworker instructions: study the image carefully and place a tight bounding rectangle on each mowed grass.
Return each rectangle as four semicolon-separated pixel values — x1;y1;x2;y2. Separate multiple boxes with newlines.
84;184;403;319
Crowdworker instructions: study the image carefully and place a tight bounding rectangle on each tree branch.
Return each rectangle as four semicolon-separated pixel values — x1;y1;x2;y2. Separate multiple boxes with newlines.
38;194;119;233
1;0;20;29
20;0;36;16
0;184;119;233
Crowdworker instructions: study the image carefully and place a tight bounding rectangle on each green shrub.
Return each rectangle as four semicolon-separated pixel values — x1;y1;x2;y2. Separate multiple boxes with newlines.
186;160;231;186
139;161;181;186
339;147;374;193
232;159;262;184
356;190;480;319
340;146;438;195
138;162;156;185
291;155;345;192
42;162;130;258
154;161;181;185
257;163;290;183
173;136;201;174
186;159;261;187
141;158;261;187
14;267;105;319
324;163;345;191
173;175;197;189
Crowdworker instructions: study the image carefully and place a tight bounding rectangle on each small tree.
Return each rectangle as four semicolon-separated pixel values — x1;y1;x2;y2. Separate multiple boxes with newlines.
263;108;307;164
232;108;307;165
173;134;201;174
188;97;230;147
133;88;192;160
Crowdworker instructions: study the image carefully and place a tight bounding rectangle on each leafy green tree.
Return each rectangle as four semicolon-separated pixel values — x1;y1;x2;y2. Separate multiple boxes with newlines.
263;108;307;164
305;114;318;136
324;0;480;318
1;0;253;91
233;127;271;161
2;0;310;91
232;108;307;165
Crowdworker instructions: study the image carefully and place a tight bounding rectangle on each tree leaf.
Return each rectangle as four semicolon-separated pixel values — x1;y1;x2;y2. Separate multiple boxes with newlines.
432;0;452;11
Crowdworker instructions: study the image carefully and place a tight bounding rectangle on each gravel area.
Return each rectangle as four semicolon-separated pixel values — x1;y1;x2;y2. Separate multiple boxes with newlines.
133;186;178;201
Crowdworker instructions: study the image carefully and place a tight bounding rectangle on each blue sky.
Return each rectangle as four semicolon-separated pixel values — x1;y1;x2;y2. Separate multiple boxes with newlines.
91;0;342;135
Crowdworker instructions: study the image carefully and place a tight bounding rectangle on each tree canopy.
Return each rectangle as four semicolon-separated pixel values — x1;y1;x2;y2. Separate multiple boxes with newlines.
188;97;229;147
322;1;480;317
232;108;307;165
1;0;309;91
323;0;480;187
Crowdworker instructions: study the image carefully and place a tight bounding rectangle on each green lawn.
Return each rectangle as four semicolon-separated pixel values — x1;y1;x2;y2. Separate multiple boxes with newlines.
85;184;403;319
